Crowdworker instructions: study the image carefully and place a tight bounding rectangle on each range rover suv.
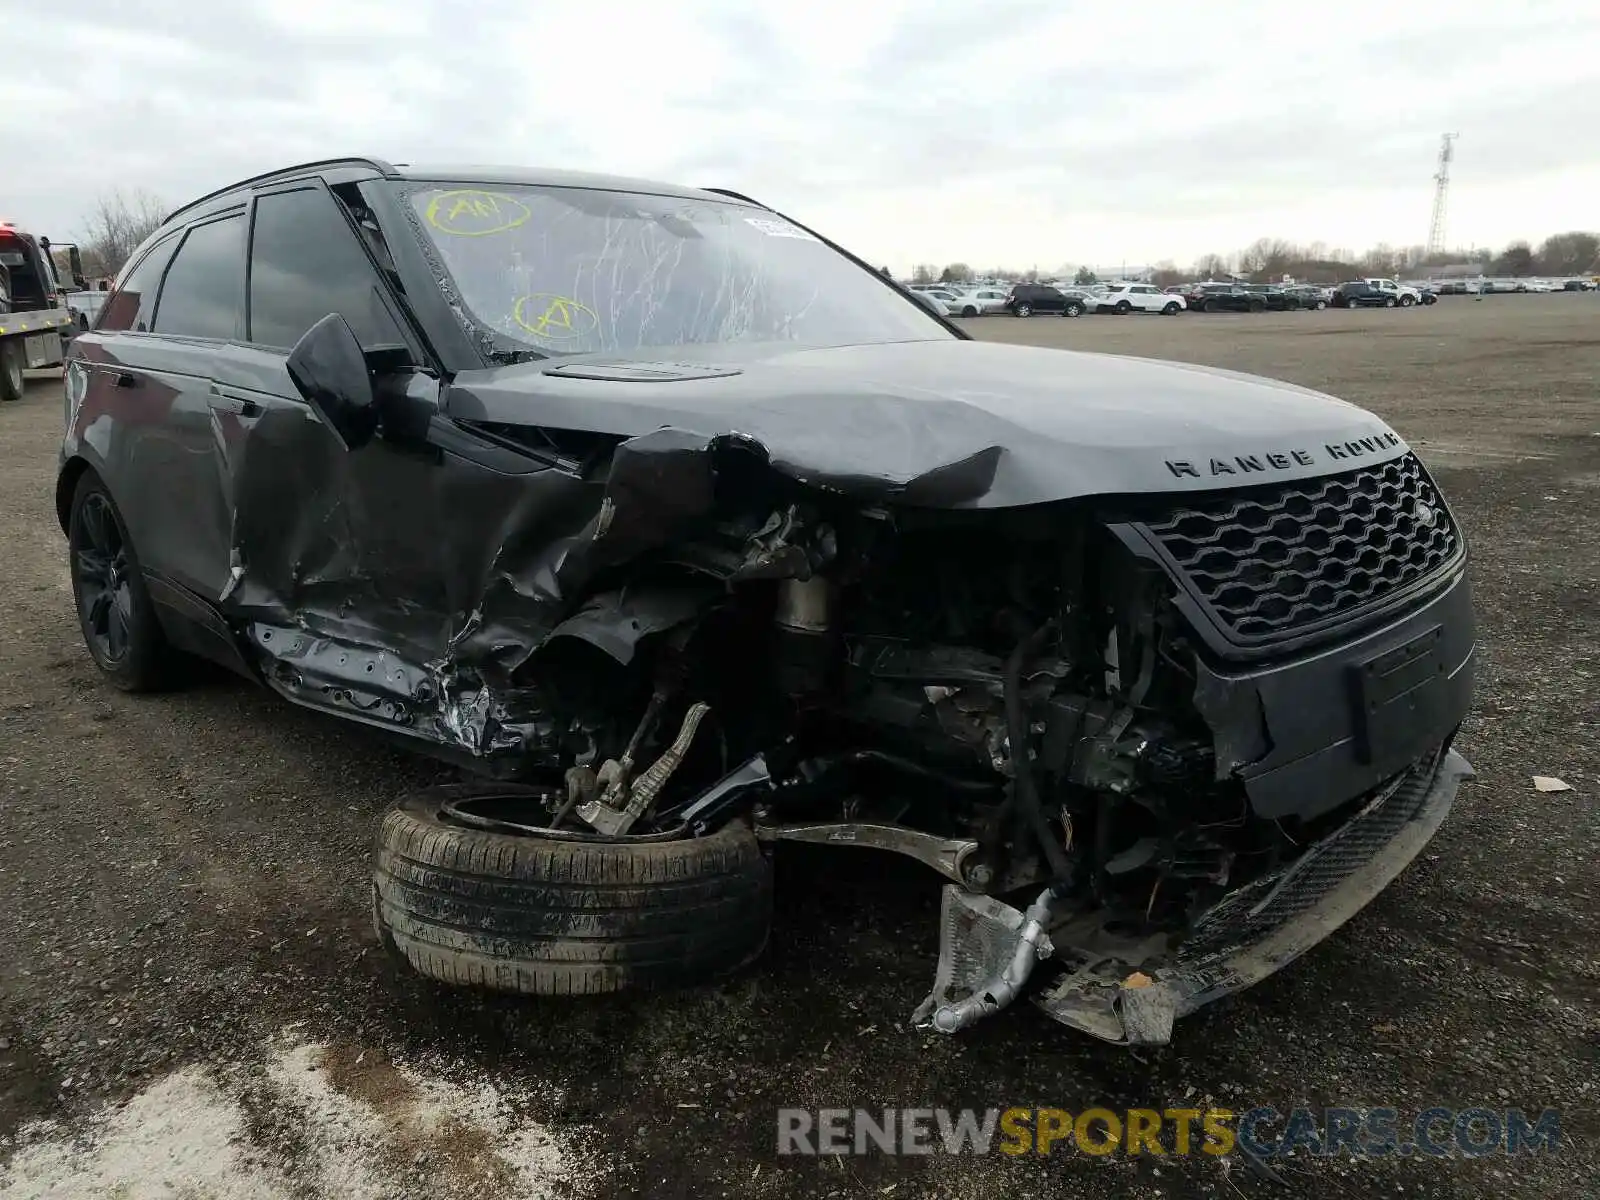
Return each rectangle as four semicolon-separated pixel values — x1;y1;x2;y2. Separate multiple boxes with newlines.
57;158;1474;1043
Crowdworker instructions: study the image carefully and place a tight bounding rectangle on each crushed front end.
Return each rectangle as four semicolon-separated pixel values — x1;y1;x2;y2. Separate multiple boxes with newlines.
234;409;1474;1039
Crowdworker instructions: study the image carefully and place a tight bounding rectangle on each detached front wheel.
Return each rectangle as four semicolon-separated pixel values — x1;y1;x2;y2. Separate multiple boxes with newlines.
373;784;773;995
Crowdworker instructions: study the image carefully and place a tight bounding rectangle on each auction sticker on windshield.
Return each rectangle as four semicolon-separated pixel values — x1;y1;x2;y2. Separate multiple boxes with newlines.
424;190;532;237
744;217;820;241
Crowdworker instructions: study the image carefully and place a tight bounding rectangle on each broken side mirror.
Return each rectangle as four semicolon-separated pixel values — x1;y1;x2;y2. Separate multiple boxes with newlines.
287;313;380;451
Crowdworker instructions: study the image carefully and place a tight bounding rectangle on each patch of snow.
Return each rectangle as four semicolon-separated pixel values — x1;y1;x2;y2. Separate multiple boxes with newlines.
1;1037;578;1200
0;1066;292;1200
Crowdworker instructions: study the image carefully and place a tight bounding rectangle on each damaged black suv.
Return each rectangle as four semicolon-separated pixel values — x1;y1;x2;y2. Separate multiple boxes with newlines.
59;159;1474;1044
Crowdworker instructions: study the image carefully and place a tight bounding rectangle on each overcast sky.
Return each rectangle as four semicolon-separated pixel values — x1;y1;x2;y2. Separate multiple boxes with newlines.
6;0;1598;273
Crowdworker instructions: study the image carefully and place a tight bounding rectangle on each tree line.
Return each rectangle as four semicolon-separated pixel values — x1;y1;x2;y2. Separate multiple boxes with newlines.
52;190;1600;294
911;231;1600;288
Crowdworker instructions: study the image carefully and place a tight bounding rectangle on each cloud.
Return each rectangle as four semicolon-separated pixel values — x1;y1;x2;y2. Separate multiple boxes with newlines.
4;0;1597;271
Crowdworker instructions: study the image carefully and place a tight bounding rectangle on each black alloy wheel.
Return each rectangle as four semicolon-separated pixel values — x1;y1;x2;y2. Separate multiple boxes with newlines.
69;475;173;689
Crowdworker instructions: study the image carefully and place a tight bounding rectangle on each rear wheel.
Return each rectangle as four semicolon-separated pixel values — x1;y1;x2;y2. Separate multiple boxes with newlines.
1015;304;1032;317
1162;301;1180;315
373;783;773;995
68;473;177;691
1316;300;1327;310
1385;297;1397;308
0;342;23;403
1063;301;1084;318
1400;295;1415;307
1249;301;1266;312
1114;300;1132;315
960;305;977;317
1201;299;1214;313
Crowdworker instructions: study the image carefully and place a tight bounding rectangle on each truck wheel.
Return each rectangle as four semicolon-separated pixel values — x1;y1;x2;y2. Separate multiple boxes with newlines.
373;784;773;995
68;473;179;691
0;342;23;402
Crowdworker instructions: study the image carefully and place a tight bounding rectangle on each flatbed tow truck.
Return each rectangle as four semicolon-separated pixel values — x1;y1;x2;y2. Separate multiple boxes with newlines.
0;220;82;402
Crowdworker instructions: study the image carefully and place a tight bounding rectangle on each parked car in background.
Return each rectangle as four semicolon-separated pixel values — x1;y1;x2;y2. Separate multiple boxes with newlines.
1185;283;1265;313
951;286;1011;316
63;289;110;333
1284;284;1328;310
1094;283;1185;315
1005;283;1085;317
1241;284;1300;311
1333;282;1397;308
904;289;950;317
919;288;964;314
1358;279;1421;307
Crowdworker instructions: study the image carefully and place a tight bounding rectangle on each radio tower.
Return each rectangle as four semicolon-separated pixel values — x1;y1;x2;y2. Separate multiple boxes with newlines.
1426;133;1458;258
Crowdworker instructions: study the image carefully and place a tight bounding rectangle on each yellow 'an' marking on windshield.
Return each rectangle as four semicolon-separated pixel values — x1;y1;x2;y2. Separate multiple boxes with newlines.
424;190;531;236
513;294;598;340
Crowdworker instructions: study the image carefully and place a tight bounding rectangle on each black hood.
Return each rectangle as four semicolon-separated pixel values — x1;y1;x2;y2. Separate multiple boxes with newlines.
443;339;1409;507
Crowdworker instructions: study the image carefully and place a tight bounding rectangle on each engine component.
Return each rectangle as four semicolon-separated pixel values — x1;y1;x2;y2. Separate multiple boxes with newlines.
580;701;711;835
911;885;1063;1034
774;575;836;694
670;753;776;836
755;819;987;889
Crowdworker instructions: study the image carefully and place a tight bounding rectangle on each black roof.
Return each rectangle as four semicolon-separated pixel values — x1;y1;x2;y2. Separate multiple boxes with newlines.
164;157;761;226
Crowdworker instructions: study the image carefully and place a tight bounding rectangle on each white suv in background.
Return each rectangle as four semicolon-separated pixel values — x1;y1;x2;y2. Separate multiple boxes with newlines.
1095;283;1186;315
1365;278;1424;307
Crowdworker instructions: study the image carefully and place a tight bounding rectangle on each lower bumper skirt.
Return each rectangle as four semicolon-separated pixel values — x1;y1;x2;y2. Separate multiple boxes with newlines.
1029;748;1473;1043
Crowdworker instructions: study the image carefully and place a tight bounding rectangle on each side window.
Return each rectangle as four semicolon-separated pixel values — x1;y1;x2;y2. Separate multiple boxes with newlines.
249;187;401;350
99;236;180;333
152;216;245;339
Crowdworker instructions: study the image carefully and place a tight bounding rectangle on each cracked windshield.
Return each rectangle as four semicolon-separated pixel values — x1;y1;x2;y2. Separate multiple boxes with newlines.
403;183;947;357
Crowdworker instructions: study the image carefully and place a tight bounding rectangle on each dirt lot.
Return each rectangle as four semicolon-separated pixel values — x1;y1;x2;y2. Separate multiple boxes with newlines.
2;296;1597;1198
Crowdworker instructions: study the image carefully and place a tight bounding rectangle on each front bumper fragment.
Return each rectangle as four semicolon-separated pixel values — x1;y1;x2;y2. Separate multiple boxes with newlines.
916;748;1472;1044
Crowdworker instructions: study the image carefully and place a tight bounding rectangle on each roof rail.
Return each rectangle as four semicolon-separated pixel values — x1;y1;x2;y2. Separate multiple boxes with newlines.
163;156;399;224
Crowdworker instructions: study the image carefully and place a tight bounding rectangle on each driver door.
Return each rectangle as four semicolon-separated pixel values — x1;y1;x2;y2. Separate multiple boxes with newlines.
220;181;449;654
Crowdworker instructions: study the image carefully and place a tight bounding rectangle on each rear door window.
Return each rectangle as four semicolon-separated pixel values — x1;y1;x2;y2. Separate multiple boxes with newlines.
153;215;245;340
99;235;181;333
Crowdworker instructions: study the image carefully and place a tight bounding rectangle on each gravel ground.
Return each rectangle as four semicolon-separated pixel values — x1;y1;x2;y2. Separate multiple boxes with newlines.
1;295;1596;1198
